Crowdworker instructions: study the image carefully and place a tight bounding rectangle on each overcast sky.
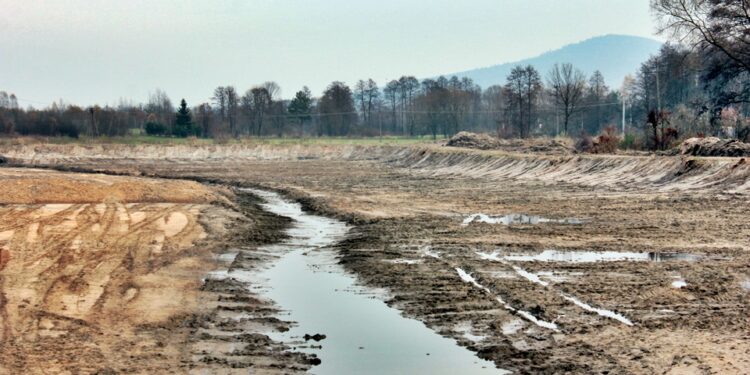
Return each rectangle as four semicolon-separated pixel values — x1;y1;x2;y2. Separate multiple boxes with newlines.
0;0;657;107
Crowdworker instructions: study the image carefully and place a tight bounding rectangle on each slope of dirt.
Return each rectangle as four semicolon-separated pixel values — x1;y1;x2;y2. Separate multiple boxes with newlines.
0;168;220;204
394;146;750;194
0;168;317;374
2;143;749;374
447;132;574;154
679;137;750;157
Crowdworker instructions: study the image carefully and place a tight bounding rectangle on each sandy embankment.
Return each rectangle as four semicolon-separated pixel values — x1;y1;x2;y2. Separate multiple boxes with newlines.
0;168;239;374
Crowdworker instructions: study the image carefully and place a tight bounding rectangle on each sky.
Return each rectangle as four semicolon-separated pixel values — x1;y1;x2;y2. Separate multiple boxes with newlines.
0;0;658;107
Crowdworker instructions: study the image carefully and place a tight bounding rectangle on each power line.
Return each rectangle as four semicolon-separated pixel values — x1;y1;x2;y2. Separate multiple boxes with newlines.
261;101;623;118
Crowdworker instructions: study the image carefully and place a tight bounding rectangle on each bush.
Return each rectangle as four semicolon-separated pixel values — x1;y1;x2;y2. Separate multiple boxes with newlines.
55;123;80;138
619;132;637;150
172;122;200;138
575;126;619;154
145;122;168;136
574;133;594;153
594;126;619;153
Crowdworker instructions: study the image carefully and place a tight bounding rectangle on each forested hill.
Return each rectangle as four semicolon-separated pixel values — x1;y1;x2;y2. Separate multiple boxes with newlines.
449;34;662;88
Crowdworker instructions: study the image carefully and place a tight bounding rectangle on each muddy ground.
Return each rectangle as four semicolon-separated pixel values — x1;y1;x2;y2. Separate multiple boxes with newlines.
2;143;750;374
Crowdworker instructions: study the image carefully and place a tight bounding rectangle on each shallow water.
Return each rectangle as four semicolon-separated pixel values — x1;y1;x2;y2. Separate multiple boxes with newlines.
500;250;702;263
462;213;584;226
245;189;505;374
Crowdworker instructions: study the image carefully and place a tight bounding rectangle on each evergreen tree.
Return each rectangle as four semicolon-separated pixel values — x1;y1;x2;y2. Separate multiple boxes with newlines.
288;87;313;133
173;98;197;137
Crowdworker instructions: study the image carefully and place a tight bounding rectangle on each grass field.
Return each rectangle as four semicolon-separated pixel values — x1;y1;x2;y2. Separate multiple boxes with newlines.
0;135;441;146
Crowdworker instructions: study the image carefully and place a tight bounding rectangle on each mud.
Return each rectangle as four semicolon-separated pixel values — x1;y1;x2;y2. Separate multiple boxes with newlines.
3;143;750;374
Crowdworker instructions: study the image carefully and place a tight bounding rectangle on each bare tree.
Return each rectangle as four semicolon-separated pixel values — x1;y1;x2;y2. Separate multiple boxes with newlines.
355;79;380;127
483;85;507;136
652;0;750;72
505;65;543;138
145;89;173;130
383;80;400;132
547;63;587;135
262;82;280;102
225;86;239;136
212;86;227;125
398;76;420;135
620;74;638;133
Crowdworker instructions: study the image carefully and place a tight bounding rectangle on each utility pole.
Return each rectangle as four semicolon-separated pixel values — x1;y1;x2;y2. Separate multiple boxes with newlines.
555;110;559;136
622;95;626;135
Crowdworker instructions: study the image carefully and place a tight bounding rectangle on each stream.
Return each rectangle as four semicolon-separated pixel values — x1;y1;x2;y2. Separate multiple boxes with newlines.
244;188;504;374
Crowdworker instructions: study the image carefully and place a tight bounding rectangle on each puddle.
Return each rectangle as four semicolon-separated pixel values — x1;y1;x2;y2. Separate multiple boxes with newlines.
671;280;687;288
384;259;423;265
496;250;702;263
537;271;580;283
454;322;487;343
244;189;505;374
671;275;687;289
215;251;239;264
462;213;584;226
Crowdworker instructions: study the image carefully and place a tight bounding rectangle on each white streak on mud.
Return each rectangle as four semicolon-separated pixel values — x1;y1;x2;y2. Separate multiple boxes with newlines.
511;266;549;287
516;311;560;331
476;252;550;286
385;259;422;265
561;296;634;326
455;268;560;332
456;268;489;292
476;251;502;261
422;246;441;259
501;250;702;263
476;251;635;327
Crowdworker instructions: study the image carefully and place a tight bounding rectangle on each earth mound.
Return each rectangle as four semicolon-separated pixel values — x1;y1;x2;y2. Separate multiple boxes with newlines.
447;132;574;154
446;132;504;150
679;137;750;157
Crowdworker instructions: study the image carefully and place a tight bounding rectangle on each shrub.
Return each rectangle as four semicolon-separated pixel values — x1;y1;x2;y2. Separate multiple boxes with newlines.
55;123;79;138
619;132;637;150
574;133;594;153
575;126;619;154
594;126;619;153
145;122;168;136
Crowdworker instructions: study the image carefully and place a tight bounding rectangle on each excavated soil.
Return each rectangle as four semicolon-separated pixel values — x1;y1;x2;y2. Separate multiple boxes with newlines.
0;168;319;374
3;143;750;374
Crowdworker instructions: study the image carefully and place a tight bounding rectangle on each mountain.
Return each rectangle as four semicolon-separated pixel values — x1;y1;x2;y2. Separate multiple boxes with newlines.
449;34;662;89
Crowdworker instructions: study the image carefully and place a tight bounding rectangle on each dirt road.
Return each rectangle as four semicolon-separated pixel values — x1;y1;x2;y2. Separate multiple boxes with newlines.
2;143;749;374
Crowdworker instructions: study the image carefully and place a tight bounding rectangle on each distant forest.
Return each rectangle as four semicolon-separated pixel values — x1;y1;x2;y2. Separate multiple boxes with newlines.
1;1;749;149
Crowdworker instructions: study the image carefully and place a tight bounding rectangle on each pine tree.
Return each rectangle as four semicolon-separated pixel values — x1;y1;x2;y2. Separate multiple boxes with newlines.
173;98;196;137
288;87;313;133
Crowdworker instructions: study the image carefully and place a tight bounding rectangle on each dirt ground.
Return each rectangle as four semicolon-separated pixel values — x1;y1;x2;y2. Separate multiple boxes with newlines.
0;168;321;374
2;143;749;374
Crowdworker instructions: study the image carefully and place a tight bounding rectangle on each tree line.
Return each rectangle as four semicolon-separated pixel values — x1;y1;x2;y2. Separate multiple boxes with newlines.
1;0;748;148
0;71;625;141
